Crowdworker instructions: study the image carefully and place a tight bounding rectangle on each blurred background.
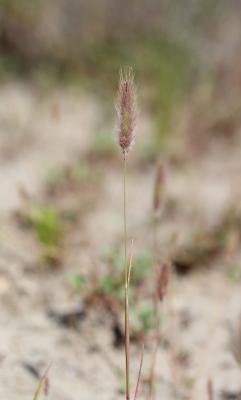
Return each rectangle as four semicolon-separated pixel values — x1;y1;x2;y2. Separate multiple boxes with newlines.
0;1;241;399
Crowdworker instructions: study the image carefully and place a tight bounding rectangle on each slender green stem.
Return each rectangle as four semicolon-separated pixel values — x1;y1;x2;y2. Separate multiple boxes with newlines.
123;154;130;400
125;283;130;400
123;154;127;276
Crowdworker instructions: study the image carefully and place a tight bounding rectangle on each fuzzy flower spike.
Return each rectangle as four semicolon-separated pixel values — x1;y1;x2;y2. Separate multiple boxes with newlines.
117;68;137;155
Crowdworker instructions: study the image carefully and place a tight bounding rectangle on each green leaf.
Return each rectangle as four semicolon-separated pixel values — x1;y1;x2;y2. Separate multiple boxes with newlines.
30;206;63;247
70;274;87;290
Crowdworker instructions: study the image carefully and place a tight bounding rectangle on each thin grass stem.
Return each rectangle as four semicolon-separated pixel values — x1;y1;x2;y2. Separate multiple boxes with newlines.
124;154;127;279
125;242;133;400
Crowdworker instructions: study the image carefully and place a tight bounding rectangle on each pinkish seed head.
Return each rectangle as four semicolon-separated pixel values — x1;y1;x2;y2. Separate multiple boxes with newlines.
116;67;136;155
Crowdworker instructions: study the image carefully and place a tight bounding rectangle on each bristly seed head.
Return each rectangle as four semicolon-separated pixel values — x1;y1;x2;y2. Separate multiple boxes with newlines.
116;67;136;155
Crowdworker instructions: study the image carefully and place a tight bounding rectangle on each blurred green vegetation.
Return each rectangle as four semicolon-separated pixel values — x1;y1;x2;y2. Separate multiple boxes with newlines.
0;0;41;13
29;206;64;265
91;130;117;159
131;302;155;335
45;161;98;189
100;246;152;289
68;246;155;336
30;206;63;248
0;19;195;154
99;247;155;335
83;37;194;149
70;273;87;291
227;265;241;284
0;0;207;154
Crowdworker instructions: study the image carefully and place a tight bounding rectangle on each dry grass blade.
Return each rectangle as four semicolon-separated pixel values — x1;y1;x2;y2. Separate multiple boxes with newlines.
125;241;134;400
33;362;52;400
134;345;144;400
127;239;134;286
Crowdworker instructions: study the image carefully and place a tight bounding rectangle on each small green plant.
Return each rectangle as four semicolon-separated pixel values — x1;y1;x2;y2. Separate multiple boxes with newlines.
137;302;156;333
92;247;152;318
100;246;152;288
70;273;87;291
133;252;152;284
29;206;64;265
130;302;155;337
30;206;63;247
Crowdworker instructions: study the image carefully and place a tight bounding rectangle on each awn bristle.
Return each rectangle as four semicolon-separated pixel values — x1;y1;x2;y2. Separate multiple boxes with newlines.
116;68;136;155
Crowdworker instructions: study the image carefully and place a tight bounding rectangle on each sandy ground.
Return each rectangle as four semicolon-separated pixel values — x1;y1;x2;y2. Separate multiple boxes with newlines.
0;82;241;400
